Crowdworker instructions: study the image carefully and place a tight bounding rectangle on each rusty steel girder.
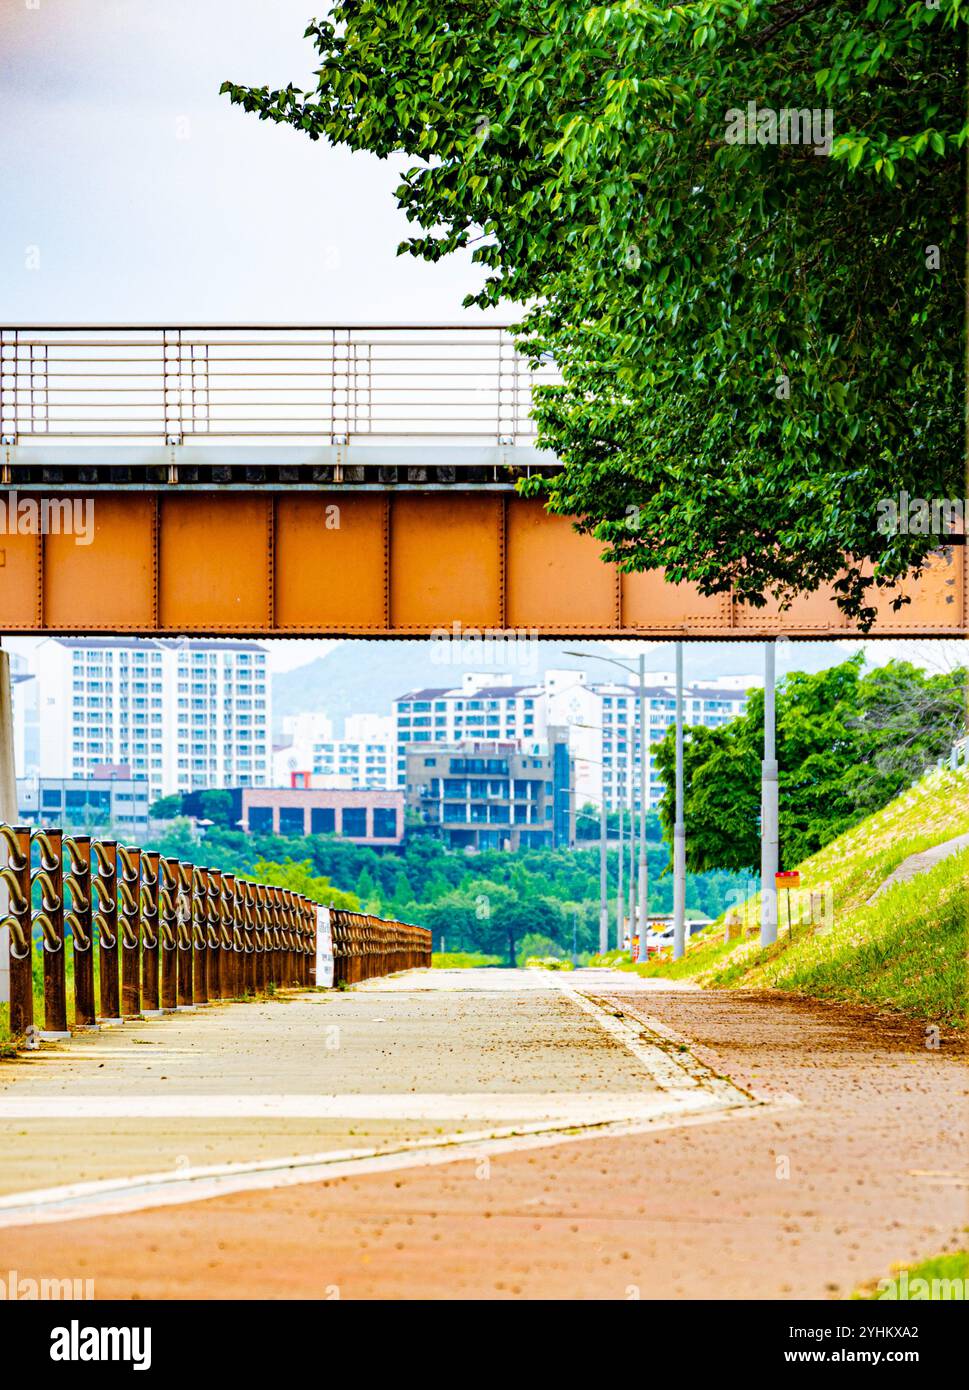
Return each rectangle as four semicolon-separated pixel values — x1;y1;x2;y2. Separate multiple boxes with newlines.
0;491;963;637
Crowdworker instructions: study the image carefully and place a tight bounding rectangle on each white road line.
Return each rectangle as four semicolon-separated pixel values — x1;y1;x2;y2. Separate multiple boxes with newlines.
0;1096;797;1230
0;1091;706;1122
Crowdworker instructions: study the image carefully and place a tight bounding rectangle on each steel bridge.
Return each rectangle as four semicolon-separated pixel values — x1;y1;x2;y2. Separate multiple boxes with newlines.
0;325;963;638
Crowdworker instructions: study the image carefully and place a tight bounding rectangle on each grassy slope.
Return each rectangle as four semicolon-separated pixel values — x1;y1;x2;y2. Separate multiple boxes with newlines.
636;763;969;1027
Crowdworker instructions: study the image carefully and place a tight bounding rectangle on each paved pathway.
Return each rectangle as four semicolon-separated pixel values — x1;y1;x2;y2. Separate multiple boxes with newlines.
867;831;969;902
0;969;963;1298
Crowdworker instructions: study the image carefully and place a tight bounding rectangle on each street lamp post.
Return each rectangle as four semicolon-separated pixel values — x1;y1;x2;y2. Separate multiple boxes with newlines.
565;649;652;963
760;641;779;947
574;802;609;955
616;787;624;951
672;641;687;960
636;654;648;963
598;796;608;955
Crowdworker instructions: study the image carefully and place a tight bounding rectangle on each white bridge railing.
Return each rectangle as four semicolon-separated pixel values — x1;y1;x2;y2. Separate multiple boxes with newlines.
0;325;556;448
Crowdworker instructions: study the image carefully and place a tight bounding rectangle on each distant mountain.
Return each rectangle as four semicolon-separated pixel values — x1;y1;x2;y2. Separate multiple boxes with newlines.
271;637;853;736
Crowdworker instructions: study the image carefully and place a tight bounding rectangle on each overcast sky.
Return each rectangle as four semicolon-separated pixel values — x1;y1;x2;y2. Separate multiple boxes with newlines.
0;0;495;322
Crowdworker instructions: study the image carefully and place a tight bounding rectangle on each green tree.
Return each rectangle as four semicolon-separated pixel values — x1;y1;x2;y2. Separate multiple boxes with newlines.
223;2;965;629
197;789;235;828
150;794;183;820
252;858;359;910
655;655;967;869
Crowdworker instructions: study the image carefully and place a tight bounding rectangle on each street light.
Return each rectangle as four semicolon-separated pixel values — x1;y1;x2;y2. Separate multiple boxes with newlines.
574;801;609;954
761;641;779;947
672;640;687;961
565;650;650;962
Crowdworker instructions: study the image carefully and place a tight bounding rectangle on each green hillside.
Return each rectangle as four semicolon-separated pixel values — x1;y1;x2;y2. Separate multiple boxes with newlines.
639;761;969;1028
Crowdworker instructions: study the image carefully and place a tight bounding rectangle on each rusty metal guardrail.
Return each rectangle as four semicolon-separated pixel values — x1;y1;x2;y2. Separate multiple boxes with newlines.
0;325;556;447
0;822;431;1042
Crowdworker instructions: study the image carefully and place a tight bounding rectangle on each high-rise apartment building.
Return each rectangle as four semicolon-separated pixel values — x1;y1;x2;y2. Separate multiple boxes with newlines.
31;637;271;800
394;669;754;814
273;712;395;789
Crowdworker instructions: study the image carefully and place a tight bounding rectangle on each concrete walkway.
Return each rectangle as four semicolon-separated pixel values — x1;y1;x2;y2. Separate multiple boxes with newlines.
867;831;969;902
0;968;742;1222
0;969;963;1299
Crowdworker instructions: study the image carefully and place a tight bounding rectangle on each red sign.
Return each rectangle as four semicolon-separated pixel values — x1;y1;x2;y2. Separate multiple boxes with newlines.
775;871;800;887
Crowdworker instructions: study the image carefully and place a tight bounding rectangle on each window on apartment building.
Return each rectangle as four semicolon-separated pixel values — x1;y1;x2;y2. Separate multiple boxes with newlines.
372;807;397;838
248;807;273;832
341;807;367;838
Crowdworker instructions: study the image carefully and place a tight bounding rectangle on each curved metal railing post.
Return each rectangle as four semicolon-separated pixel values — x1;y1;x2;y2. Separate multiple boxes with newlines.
33;827;67;1036
118;844;142;1019
191;866;208;1005
206;867;222;1001
159;857;179;1011
1;824;33;1038
92;839;119;1022
64;834;94;1026
221;871;237;999
176;861;194;1008
140;851;160;1013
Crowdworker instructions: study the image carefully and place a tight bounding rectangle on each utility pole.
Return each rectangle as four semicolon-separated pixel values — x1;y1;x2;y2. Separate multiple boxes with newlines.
760;641;779;947
636;653;649;963
672;640;687;960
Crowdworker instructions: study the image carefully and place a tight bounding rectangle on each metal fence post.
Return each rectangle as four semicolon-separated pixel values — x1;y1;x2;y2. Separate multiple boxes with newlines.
119;845;142;1019
159;858;178;1011
206;867;222;1001
1;825;33;1038
219;870;235;999
93;839;120;1023
254;883;267;993
192;866;208;1004
65;834;95;1027
242;880;256;995
35;828;69;1038
141;851;160;1014
176;861;194;1007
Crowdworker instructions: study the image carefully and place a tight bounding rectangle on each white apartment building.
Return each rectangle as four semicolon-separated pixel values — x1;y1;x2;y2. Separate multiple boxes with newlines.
394;668;756;813
593;680;752;811
32;638;271;800
273;712;395;790
393;673;547;786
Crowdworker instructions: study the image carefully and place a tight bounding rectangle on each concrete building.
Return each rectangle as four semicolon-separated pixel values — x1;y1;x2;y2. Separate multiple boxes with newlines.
394;668;754;815
394;673;546;788
239;783;404;847
30;637;271;801
17;766;151;835
406;729;571;851
274;712;394;790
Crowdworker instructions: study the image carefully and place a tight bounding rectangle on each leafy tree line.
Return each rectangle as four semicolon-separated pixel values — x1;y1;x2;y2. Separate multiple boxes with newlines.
654;655;967;871
143;821;747;964
223;2;965;629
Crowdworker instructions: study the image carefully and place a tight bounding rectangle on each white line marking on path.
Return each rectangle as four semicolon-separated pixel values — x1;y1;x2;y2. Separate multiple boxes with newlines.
0;1097;797;1230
